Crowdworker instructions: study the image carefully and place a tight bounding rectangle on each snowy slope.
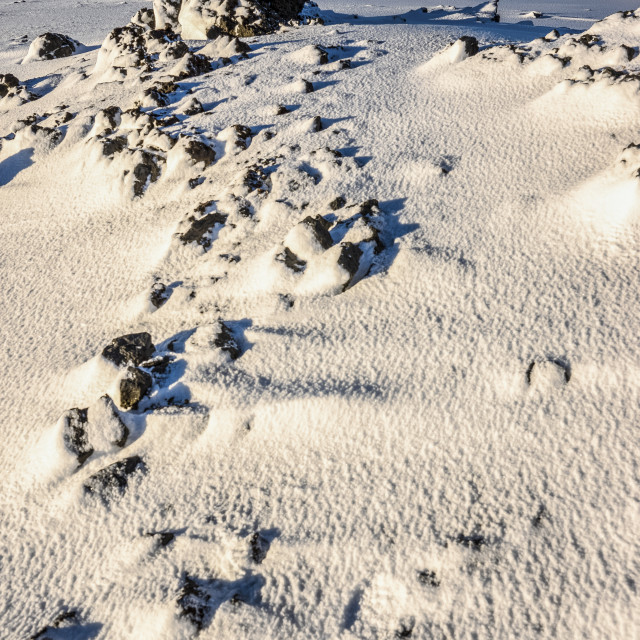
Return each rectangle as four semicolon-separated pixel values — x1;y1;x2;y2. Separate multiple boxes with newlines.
1;2;640;639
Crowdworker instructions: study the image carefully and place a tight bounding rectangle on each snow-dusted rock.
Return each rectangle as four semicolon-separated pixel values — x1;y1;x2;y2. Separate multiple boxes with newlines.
87;395;129;450
198;34;250;58
59;408;93;467
83;455;146;501
102;332;155;368
22;32;84;63
119;366;153;409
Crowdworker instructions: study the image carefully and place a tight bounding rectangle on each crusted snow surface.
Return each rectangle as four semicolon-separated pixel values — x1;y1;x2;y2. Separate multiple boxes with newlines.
1;1;640;639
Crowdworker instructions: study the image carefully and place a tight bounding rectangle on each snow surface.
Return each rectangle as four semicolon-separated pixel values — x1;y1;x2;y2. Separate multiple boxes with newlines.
1;1;640;639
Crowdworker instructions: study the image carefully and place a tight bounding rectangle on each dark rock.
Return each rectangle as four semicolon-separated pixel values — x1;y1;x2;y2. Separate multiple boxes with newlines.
28;32;81;60
231;124;252;149
177;576;211;631
242;166;269;193
395;618;415;638
214;321;241;360
455;533;486;550
142;354;173;375
183;139;216;168
189;176;205;189
250;532;270;564
358;198;379;217
337;242;362;289
301;79;314;93
0;73;20;98
458;36;479;57
275;104;290;115
120;366;153;409
143;83;177;107
180;211;227;249
102;332;155;367
61;408;94;467
100;136;128;157
101;106;122;131
329;195;346;210
84;455;146;500
622;44;636;61
276;246;306;273
417;569;440;587
150;282;168;308
133;151;165;196
309;115;323;132
301;215;333;249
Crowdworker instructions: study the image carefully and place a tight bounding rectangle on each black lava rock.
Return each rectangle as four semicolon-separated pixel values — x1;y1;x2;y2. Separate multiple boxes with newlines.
214;321;241;360
183;139;216;168
177;576;211;631
120;366;153;409
276;246;306;273
337;242;362;289
102;332;155;367
180;211;227;249
84;455;146;500
301;215;333;250
61;408;94;467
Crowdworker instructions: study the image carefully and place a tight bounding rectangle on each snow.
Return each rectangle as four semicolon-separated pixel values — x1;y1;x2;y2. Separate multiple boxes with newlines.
1;1;640;638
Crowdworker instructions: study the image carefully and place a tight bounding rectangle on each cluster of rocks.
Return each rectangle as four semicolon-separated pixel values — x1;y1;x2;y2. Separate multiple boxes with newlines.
278;197;390;292
154;0;307;40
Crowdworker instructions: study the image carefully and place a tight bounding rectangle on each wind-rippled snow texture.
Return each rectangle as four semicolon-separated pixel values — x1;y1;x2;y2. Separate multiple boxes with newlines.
0;2;639;639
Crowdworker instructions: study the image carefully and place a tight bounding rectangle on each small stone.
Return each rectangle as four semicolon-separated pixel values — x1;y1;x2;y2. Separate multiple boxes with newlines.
183;139;216;168
60;408;94;467
337;242;362;289
300;215;333;249
214;321;241;360
150;282;168;308
120;366;153;409
329;196;346;210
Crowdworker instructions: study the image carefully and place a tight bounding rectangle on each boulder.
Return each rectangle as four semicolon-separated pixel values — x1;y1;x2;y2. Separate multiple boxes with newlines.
83;455;146;501
120;366;153;409
24;32;83;62
132;151;165;196
102;332;155;367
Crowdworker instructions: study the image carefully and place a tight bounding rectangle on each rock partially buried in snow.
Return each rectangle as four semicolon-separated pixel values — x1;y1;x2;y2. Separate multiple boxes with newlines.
119;366;153;409
168;137;217;174
284;215;333;260
336;242;363;290
87;395;129;449
60;408;94;467
199;35;250;58
23;32;84;63
446;36;479;63
102;332;155;367
179;207;227;249
526;359;570;390
83;455;146;502
177;575;211;631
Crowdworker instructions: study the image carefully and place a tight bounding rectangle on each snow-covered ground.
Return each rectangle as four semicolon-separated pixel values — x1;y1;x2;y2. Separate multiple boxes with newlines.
1;1;639;638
